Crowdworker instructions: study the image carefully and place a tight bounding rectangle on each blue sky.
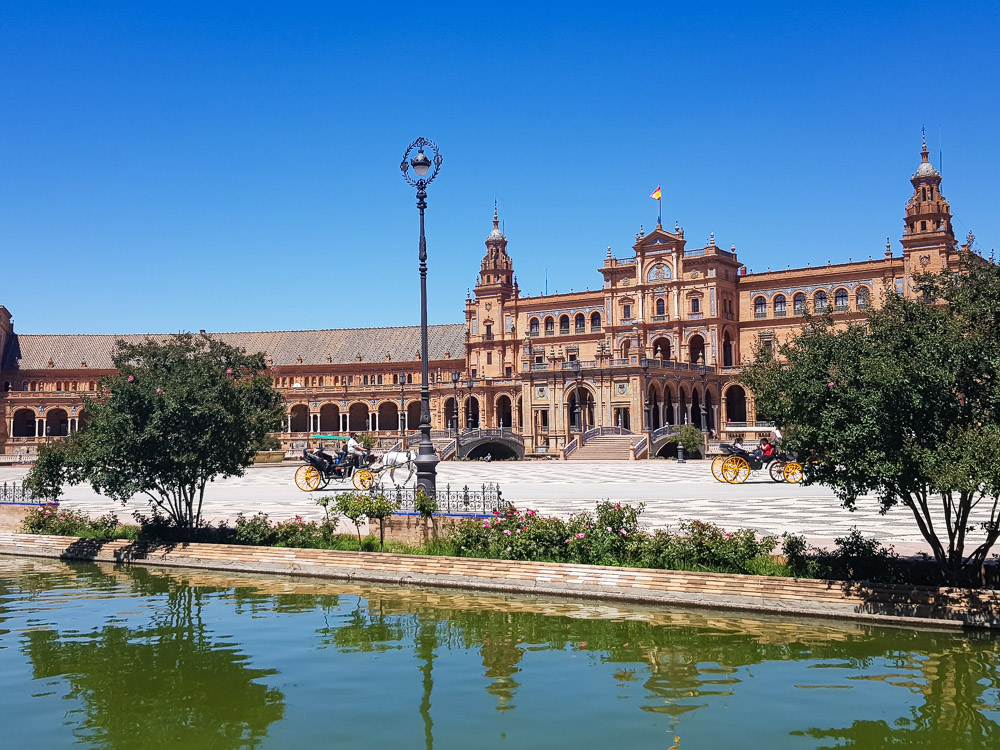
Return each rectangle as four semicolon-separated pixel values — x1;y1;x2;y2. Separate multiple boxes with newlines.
2;1;998;334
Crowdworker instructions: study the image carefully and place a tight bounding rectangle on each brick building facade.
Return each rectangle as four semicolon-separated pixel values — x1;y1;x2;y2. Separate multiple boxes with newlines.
0;140;964;459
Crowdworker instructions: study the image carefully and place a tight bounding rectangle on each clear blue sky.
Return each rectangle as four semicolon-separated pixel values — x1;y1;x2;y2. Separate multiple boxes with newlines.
2;1;998;334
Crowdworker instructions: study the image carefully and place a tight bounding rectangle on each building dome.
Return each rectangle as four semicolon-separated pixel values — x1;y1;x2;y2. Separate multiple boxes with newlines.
487;225;505;242
915;160;939;178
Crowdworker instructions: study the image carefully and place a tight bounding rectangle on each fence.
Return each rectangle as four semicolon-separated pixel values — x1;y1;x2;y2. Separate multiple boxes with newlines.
366;482;505;515
632;435;648;458
564;437;578;458
459;427;524;445
0;482;39;504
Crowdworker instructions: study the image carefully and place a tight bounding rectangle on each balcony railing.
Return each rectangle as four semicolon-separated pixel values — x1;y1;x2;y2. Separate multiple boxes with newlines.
755;311;767;319
774;310;787;317
650;315;667;322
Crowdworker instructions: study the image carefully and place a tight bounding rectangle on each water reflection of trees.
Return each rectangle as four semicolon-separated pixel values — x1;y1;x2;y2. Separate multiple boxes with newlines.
3;558;999;748
7;560;285;750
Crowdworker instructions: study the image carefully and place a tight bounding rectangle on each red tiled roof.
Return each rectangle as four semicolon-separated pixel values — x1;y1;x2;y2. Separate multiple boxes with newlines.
2;324;467;371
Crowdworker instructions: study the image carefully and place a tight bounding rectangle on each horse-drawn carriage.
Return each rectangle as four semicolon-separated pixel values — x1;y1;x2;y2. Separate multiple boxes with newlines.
711;443;803;485
293;435;417;492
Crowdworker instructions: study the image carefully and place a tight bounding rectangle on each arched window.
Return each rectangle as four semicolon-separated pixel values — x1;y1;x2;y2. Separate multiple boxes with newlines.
857;287;871;310
754;296;767;318
574;313;585;332
655;298;665;316
590;311;601;331
815;290;829;310
529;317;540;336
774;295;787;316
793;293;806;314
690;298;700;314
559;315;570;335
377;374;383;385
834;289;849;311
544;317;554;335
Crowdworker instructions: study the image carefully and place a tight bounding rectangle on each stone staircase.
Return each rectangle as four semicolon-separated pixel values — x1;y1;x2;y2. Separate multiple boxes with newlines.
567;434;637;460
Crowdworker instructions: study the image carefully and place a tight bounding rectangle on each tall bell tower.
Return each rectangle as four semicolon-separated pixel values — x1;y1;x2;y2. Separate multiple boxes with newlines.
465;205;519;380
900;130;957;276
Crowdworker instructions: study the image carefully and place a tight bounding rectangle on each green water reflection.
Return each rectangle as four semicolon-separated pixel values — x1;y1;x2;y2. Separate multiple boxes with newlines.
0;557;998;749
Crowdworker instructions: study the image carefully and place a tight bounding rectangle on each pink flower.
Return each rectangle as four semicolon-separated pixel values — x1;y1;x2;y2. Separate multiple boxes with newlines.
620;528;627;535
516;528;522;534
483;521;490;528
828;381;835;387
576;533;585;539
156;388;162;394
606;526;612;532
506;546;511;552
565;538;571;543
127;375;134;382
527;509;536;516
503;529;512;535
226;368;233;375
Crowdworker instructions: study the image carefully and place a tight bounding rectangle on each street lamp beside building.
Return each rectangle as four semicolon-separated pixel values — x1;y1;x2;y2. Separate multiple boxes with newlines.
400;137;443;494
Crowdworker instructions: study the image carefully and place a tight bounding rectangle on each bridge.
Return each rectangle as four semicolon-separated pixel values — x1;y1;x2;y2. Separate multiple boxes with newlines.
404;428;525;460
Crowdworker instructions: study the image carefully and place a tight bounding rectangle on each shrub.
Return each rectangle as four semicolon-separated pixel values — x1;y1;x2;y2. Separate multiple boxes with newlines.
21;504;136;540
234;512;278;546
414;489;437;519
823;527;901;583
640;520;777;574
450;507;571;562
782;532;820;578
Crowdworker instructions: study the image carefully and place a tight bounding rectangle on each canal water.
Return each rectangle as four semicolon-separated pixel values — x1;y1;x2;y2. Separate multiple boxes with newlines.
1;557;997;749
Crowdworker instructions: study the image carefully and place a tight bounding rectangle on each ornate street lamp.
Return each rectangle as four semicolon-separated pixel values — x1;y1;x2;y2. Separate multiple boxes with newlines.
465;376;476;429
401;137;443;493
450;371;461;433
698;355;709;454
399;380;406;441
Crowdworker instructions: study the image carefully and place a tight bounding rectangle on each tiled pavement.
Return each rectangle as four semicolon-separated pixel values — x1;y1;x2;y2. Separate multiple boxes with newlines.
0;461;981;555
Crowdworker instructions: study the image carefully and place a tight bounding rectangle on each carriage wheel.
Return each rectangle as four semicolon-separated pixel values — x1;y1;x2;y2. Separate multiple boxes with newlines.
294;465;322;492
711;456;727;483
353;469;375;491
722;455;750;484
783;462;803;484
769;461;786;483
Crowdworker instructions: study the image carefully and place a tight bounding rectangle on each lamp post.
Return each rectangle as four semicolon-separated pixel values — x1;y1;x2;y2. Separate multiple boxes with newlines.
399;380;405;442
466;376;476;429
450;371;460;433
698;356;709;456
401;137;443;493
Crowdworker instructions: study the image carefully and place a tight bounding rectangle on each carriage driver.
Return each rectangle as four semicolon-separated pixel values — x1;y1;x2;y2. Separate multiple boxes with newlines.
347;432;367;468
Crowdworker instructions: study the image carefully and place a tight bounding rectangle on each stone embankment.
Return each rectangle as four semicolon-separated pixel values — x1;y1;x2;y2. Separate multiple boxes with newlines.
1;531;997;630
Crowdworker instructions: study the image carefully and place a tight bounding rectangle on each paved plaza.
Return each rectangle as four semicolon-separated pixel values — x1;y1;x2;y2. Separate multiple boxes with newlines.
1;460;961;556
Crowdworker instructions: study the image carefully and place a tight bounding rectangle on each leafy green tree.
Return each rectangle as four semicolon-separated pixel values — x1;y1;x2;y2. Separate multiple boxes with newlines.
362;493;397;551
335;492;367;543
742;251;1000;584
668;424;704;458
25;333;283;531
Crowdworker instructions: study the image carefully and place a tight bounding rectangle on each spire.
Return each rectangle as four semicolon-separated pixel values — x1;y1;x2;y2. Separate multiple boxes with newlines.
493;199;499;229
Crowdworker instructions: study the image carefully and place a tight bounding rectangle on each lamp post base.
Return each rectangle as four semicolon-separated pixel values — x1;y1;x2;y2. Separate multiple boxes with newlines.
415;438;439;495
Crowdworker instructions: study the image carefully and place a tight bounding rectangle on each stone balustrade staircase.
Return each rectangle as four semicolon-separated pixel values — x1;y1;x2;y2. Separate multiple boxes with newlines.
567;434;637;460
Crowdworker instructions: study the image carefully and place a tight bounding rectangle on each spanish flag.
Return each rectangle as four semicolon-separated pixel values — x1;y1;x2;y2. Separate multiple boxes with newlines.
650;185;661;200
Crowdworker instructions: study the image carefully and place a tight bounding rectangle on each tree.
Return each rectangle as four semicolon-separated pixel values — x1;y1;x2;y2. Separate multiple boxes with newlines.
741;251;1000;584
668;424;704;458
25;333;283;531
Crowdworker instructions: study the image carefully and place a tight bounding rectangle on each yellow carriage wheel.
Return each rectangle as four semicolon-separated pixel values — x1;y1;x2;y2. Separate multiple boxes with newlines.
783;462;803;484
294;465;322;492
711;455;728;483
722;455;750;484
353;469;375;491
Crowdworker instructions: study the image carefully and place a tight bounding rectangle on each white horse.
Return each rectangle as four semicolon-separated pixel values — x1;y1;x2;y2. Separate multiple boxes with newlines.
374;449;417;486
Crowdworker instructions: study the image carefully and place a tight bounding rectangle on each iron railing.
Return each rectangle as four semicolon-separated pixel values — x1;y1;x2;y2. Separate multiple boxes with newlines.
439;439;458;461
581;426;631;444
0;482;40;503
564;437;578;458
366;482;505;515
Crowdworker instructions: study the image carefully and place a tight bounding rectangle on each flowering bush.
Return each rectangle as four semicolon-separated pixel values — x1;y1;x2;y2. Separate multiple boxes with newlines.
20;504;136;540
642;519;777;574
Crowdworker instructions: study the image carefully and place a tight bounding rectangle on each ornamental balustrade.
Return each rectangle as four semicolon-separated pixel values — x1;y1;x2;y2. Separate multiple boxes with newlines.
651;424;679;442
365;482;505;515
459;427;524;445
0;482;39;503
564;437;578;458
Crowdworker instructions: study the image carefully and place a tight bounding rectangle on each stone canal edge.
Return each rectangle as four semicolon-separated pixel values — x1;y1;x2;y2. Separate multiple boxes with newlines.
2;532;998;630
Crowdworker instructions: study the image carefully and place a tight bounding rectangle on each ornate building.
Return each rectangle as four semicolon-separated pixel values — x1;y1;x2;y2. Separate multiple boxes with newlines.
0;139;965;461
